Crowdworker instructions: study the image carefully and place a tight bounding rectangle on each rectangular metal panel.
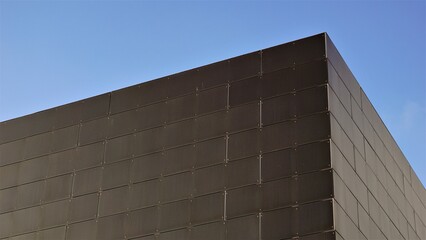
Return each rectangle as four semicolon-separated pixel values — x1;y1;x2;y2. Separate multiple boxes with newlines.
190;221;226;240
163;144;195;176
17;155;48;185
105;134;134;163
197;86;228;115
262;148;294;181
125;206;158;238
196;110;227;140
229;76;261;107
226;214;259;240
228;129;260;160
159;228;190;240
160;171;193;202
73;141;105;171
298;200;333;235
0;187;17;213
165;119;195;148
262;94;296;126
40;199;69;229
159;200;190;231
131;153;163;183
296;112;330;144
195;137;225;168
101;159;131;190
66;220;97;240
262;178;294;210
261;121;294;152
228;102;259;132
73;167;102;196
43;174;72;203
134;126;164;155
190;192;224;225
11;206;41;237
108;109;138;138
96;213;125;240
227;156;259;188
261;207;295;239
80;93;110;122
16;180;44;209
24;133;51;160
167;70;198;99
78;118;109;145
298;170;333;203
51;125;79;153
227;184;261;218
167;93;196;123
68;193;99;223
128;179;159;210
262;33;325;73
136;101;166;130
296;141;331;173
47;149;74;177
98;186;129;217
0;163;18;189
194;164;226;196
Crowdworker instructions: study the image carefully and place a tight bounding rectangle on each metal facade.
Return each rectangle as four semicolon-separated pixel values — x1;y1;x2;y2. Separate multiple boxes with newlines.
0;33;424;240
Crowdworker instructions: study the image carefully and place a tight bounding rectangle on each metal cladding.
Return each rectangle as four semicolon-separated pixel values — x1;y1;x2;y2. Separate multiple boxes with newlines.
0;33;424;240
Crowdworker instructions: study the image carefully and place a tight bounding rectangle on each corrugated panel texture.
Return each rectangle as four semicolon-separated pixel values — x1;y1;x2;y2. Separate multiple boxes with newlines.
0;33;336;240
327;33;426;240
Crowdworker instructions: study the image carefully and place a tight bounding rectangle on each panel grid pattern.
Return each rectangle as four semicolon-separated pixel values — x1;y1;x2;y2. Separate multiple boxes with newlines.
0;33;343;239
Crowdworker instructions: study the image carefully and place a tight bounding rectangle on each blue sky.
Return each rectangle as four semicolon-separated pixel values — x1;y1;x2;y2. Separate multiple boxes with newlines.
0;1;425;185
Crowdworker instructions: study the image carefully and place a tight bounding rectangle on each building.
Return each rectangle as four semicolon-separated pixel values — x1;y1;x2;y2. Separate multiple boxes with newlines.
0;33;424;240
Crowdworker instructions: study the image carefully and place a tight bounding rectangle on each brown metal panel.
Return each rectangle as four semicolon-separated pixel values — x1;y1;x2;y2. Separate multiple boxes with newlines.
163;144;195;176
131;153;163;183
194;164;226;196
298;170;333;203
17;155;48;185
296;112;330;144
101;159;131;190
16;180;44;209
298;200;333;235
43;174;72;203
228;129;260;160
167;70;199;99
262;178;294;210
227;184;261;218
98;186;129;217
73;141;105;171
262;33;325;73
190;192;224;225
136;101;167;131
227;156;259;188
78;117;108;146
164;119;194;148
0;139;25;166
229;76;261;107
105;134;134;163
125;206;158;238
160;171;193;202
261;121;294;152
96;213;126;240
128;179;159;210
0;187;17;213
195;137;225;168
66;220;97;240
226;214;259;240
159;200;190;231
69;193;99;223
228;102;260;132
261;207;295;240
262;148;294;181
39;199;69;229
296;141;331;173
195;110;227;141
167;93;196;123
23;132;51;160
73;167;102;196
190;221;226;240
159;228;190;240
262;94;296;126
51;125;79;153
0;163;19;189
108;109;138;138
197;86;228;115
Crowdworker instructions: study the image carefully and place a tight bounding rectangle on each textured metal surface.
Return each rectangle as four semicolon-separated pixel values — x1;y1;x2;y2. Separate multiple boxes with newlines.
1;33;422;240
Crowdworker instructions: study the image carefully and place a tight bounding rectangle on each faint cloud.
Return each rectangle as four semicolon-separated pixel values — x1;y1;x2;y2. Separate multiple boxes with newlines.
401;100;424;130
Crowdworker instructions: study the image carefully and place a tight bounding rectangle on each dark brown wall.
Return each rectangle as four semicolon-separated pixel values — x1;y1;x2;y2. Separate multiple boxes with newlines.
0;33;334;240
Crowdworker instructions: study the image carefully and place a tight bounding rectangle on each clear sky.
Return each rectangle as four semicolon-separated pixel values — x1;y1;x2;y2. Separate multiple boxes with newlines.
0;0;425;185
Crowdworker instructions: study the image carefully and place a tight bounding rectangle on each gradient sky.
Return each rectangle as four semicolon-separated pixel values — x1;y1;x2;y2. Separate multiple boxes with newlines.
0;0;425;185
